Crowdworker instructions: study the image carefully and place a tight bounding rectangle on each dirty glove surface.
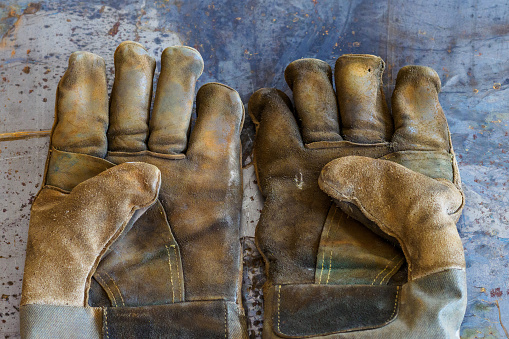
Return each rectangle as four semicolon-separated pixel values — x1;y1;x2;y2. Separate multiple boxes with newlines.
21;41;247;338
249;55;466;338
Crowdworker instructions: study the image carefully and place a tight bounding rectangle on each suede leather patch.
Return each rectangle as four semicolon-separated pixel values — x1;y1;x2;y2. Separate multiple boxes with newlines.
272;284;399;337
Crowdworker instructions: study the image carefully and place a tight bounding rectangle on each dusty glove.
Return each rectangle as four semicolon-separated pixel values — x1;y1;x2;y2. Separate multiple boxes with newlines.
21;41;247;338
249;55;466;338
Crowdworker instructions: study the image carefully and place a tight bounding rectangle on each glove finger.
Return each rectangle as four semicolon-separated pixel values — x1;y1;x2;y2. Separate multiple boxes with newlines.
148;46;204;154
391;66;450;152
335;55;393;143
248;88;302;155
108;41;155;152
284;59;342;144
186;83;243;165
319;156;465;281
22;162;161;306
52;51;108;158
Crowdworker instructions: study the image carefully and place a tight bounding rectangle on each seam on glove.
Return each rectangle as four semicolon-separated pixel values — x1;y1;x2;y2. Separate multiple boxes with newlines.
379;257;405;285
224;301;228;338
172;244;183;299
95;274;118;307
371;254;400;285
104;272;125;306
104;306;109;339
317;207;338;284
390;286;400;320
107;150;186;160
164;245;177;303
277;285;282;334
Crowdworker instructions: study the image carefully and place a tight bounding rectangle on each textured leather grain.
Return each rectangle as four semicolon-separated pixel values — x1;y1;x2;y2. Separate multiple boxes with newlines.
250;54;466;338
21;41;247;338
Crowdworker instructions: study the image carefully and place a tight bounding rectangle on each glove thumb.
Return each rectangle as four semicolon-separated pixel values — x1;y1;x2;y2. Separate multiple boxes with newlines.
22;162;160;307
319;156;465;281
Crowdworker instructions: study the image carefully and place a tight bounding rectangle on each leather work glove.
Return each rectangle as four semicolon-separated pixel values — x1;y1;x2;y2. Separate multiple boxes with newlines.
249;55;466;338
21;41;247;338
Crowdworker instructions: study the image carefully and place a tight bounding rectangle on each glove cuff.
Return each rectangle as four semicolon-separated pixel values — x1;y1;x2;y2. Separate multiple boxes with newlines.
21;300;247;338
263;269;466;339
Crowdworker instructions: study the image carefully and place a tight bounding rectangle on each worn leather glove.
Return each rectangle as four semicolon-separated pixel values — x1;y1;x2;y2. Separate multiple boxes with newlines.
249;55;466;338
21;41;247;338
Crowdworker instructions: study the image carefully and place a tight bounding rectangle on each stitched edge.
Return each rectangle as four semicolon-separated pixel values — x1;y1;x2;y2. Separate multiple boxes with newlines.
171;244;183;301
325;250;333;285
103;272;125;306
164;245;176;303
224;301;228;338
274;284;400;337
371;254;401;285
389;286;400;320
95;274;118;307
317;206;338;284
379;257;405;285
104;307;109;339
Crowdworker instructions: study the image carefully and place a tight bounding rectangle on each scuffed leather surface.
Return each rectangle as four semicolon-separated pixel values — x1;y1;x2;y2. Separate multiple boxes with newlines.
22;42;247;338
273;284;399;337
250;54;466;337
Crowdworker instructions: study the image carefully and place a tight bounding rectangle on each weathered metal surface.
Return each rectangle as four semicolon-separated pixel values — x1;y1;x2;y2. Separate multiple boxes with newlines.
1;1;508;338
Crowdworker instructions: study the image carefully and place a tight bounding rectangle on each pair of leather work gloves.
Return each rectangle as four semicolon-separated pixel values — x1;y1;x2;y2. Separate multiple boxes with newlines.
20;42;467;338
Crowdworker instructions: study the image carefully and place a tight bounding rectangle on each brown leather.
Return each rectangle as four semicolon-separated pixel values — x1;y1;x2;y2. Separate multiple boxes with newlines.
21;42;247;338
249;54;466;337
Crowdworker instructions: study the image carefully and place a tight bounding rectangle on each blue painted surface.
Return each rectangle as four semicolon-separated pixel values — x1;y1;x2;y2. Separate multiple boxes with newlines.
0;0;508;337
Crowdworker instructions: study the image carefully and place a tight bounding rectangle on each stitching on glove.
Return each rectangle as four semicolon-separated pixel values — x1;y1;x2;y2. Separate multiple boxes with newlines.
104;271;125;306
277;284;282;333
371;254;400;285
224;301;228;338
379;257;405;285
389;286;400;321
318;207;338;284
171;244;183;299
164;245;176;303
104;306;109;339
325;250;333;285
95;274;118;307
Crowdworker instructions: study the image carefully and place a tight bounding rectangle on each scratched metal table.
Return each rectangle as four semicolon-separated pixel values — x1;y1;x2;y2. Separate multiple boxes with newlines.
1;1;508;338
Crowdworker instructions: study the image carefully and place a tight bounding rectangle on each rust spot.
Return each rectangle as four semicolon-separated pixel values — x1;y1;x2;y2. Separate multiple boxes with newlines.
23;3;41;15
108;21;120;36
493;83;501;90
22;66;30;74
490;287;503;298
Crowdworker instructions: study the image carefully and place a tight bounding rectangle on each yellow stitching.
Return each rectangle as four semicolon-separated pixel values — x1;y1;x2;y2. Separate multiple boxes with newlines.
277;285;282;333
171;244;182;301
103;272;125;306
371;254;400;285
224;301;228;338
389;286;400;320
325;250;333;285
104;307;109;339
324;206;338;239
165;245;176;303
318;207;337;284
380;257;405;285
95;274;117;307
